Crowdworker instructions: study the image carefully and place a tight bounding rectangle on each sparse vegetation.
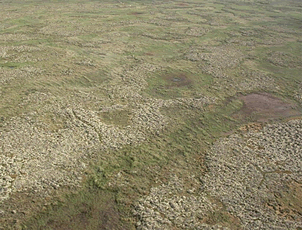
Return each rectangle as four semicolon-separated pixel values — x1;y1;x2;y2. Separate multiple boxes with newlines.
0;0;301;229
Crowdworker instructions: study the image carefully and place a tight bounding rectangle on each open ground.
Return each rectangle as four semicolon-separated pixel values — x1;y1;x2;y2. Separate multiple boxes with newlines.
0;0;301;229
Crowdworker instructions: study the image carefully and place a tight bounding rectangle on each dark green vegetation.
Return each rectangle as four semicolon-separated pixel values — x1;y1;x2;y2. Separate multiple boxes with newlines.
0;0;301;229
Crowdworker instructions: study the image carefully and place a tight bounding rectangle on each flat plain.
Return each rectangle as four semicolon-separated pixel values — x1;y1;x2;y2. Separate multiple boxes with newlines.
0;0;301;229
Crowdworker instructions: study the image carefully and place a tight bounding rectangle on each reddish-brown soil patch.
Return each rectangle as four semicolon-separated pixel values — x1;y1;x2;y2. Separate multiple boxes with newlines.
163;72;192;88
238;122;263;133
234;93;302;122
144;52;154;56
176;3;189;6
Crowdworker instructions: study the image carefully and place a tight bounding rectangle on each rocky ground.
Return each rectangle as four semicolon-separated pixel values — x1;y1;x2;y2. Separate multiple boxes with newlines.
134;119;302;229
0;93;214;204
0;0;301;229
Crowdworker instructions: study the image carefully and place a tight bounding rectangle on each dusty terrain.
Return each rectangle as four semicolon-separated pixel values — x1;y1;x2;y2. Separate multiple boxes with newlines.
0;0;301;229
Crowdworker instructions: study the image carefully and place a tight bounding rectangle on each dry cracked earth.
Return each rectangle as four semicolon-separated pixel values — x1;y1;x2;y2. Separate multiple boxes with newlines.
0;0;302;229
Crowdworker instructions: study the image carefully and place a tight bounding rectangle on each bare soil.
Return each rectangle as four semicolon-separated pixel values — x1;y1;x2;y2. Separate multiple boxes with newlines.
234;92;302;122
144;52;154;56
176;3;189;6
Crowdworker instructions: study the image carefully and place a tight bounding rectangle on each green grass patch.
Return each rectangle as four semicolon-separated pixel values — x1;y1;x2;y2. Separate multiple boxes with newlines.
23;97;244;229
145;68;213;99
22;189;131;230
100;109;131;126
